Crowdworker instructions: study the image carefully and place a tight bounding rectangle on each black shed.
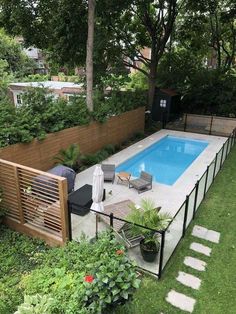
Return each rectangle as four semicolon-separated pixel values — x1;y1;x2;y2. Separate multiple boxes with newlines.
151;88;181;124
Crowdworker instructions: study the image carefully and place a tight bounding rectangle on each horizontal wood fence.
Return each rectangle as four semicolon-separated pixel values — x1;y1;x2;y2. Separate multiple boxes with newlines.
0;107;145;171
0;159;69;246
166;113;236;137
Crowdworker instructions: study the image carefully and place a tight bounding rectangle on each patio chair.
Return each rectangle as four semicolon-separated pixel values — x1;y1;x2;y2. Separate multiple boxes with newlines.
129;171;152;193
101;164;115;183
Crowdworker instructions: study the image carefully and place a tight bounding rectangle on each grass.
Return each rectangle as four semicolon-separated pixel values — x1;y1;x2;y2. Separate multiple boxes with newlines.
114;145;236;314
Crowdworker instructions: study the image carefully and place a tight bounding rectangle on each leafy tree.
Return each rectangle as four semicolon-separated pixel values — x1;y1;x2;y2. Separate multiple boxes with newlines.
0;28;35;77
179;0;236;70
99;0;178;108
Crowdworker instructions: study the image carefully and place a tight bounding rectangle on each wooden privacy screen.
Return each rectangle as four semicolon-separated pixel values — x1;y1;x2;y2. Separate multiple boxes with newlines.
0;107;145;171
0;159;69;246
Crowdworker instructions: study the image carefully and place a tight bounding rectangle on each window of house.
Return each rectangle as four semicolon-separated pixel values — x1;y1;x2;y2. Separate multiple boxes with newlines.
16;94;22;106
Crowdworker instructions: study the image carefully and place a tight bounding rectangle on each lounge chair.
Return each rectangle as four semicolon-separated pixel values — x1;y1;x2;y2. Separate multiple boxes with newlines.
101;164;115;183
129;171;152;193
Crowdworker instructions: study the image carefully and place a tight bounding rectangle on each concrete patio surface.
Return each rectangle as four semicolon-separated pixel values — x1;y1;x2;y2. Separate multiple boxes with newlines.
71;129;226;275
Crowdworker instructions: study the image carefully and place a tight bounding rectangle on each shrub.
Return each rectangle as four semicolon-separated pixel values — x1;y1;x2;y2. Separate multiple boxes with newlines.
14;294;55;314
54;144;81;171
19;233;141;314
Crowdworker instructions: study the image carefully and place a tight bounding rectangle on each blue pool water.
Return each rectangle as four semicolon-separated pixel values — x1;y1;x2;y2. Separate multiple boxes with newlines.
116;136;208;185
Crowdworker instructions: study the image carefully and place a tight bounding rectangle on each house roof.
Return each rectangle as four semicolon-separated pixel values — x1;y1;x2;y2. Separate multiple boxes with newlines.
160;88;178;96
9;81;83;90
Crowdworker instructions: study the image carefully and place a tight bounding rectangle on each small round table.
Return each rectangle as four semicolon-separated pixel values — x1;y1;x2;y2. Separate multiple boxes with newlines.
117;172;131;185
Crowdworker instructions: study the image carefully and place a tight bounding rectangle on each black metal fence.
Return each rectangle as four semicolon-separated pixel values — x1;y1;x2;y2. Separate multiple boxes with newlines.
68;128;236;279
159;127;236;277
165;113;236;137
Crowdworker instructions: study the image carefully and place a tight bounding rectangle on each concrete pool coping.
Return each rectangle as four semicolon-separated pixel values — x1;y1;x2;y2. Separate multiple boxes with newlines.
74;129;226;218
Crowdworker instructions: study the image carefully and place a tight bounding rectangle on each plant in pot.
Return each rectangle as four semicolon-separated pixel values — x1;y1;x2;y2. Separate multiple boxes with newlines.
127;198;172;263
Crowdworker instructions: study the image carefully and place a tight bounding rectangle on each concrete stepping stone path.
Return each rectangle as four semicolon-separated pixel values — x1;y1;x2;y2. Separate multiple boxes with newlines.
190;242;212;256
192;225;220;243
176;271;202;290
184;256;207;271
166;290;196;313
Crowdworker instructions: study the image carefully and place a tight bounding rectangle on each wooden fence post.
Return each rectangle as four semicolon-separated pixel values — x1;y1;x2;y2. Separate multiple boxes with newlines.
13;166;25;224
58;178;69;243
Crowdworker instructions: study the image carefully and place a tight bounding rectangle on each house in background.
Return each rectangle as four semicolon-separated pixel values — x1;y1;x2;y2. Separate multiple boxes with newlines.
15;36;48;74
8;81;84;107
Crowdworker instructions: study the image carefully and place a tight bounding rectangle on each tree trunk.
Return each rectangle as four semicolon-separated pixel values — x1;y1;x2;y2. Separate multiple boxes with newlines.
86;0;95;111
147;53;157;110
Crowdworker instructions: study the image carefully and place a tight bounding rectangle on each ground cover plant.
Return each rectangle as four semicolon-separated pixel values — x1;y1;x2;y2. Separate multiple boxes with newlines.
114;145;236;314
0;229;140;314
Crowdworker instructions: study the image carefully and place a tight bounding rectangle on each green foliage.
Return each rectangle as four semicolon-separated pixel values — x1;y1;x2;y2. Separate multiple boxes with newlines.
127;199;172;245
23;74;50;82
0;88;91;147
54;144;81;171
93;90;147;123
19;232;140;314
0;225;48;314
182;69;236;116
14;294;55;314
0;28;35;77
125;71;148;91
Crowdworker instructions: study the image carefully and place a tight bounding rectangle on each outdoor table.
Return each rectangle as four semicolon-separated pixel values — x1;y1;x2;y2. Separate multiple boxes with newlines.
117;172;131;185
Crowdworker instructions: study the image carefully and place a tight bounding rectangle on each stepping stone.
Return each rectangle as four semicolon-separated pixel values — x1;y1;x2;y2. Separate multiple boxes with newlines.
176;271;201;290
192;225;220;243
184;256;206;271
190;242;212;256
166;290;196;313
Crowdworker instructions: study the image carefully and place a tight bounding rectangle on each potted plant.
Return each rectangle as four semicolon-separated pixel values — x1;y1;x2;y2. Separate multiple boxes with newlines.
53;143;81;171
127;198;172;263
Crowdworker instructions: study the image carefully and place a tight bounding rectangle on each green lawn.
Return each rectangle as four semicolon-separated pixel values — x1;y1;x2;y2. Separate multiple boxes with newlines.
114;145;236;314
1;145;236;314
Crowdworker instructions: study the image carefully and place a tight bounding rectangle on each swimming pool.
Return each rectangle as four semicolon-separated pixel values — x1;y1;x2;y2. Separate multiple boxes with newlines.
116;135;209;185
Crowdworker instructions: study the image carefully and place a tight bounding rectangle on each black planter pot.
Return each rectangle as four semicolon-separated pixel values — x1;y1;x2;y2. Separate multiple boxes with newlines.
140;238;160;263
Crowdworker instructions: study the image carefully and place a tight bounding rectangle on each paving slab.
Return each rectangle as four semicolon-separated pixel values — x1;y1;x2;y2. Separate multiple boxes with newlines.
166;290;196;313
184;256;207;271
190;242;212;256
176;271;202;290
192;225;220;243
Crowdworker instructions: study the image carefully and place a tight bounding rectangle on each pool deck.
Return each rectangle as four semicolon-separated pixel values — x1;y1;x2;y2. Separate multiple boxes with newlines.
74;129;226;218
71;130;226;274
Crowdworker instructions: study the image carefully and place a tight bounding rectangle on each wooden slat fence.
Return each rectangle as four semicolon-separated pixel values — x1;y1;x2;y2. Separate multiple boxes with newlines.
0;107;145;171
0;159;69;246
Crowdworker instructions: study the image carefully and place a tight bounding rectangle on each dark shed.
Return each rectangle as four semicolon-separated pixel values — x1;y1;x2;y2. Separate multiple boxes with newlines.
151;88;181;124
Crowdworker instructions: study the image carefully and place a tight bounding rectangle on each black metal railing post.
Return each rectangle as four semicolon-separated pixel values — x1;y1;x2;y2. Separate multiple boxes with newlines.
110;213;114;228
220;144;225;169
204;165;209;197
158;231;165;279
67;202;72;241
212;153;218;181
209;115;214;135
182;196;189;237
193;181;199;219
184;113;187;132
226;136;230;156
